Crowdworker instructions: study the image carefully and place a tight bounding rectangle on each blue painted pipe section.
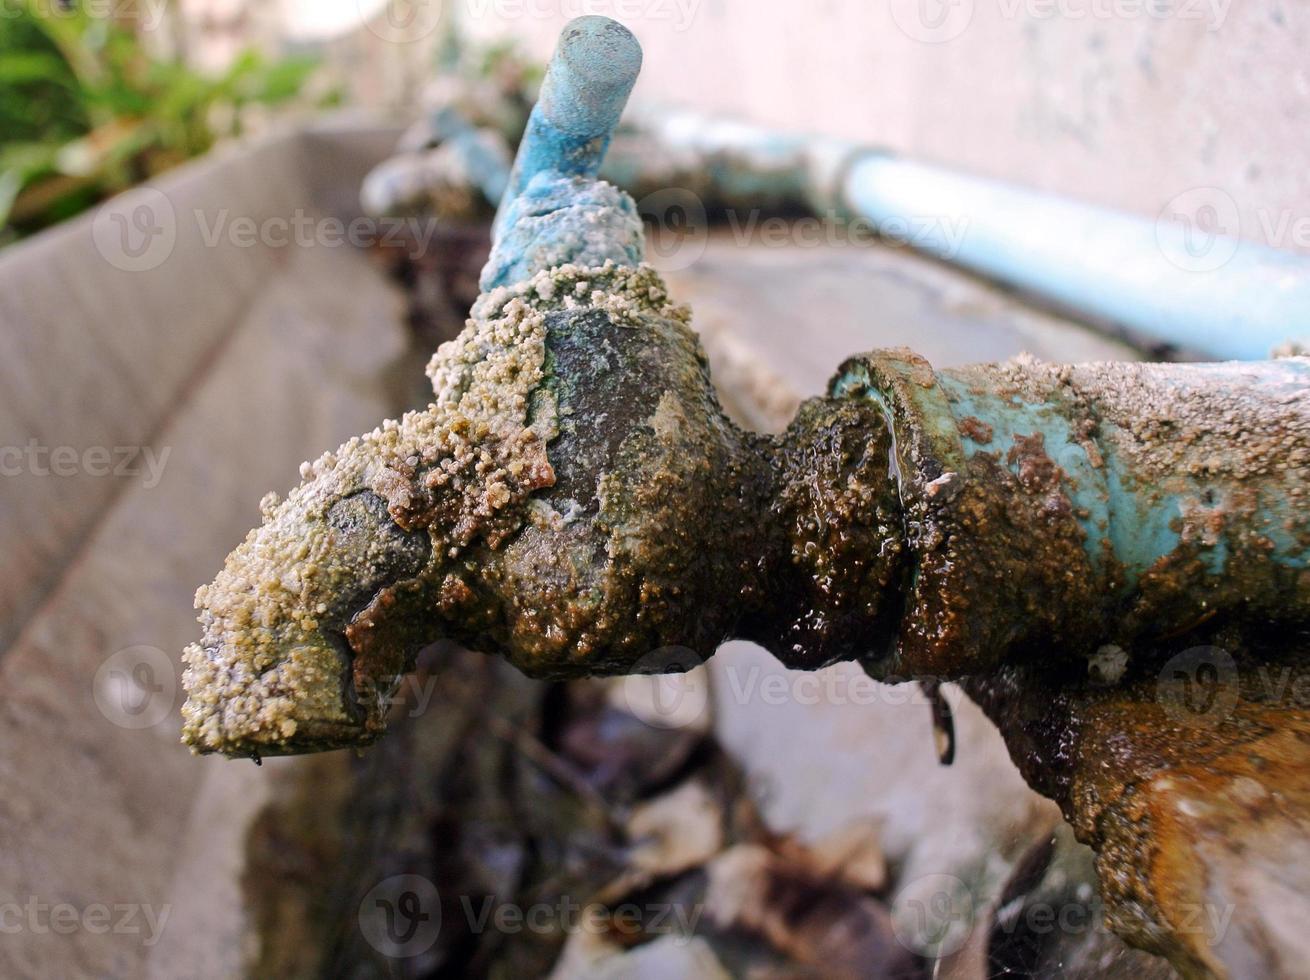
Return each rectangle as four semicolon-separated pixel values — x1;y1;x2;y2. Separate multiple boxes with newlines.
413;106;512;204
479;17;645;293
931;362;1310;582
842;153;1310;361
479;172;644;292
599;106;1308;359
833;349;1310;675
454;129;512;207
492;16;642;241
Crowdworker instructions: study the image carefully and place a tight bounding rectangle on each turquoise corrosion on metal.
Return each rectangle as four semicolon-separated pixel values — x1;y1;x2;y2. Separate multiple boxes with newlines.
440;108;512;205
836;357;1310;589
481;16;645;292
491;15;642;241
479;172;645;291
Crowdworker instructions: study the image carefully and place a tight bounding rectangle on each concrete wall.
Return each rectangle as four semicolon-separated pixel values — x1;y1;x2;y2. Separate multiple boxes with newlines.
460;0;1310;253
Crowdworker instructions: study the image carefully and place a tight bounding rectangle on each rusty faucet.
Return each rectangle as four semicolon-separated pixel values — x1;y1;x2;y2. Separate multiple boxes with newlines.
181;19;1310;975
183;15;1310;759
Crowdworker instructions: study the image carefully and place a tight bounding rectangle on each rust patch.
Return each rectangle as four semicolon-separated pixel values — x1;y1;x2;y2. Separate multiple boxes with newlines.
958;415;993;444
965;644;1310;979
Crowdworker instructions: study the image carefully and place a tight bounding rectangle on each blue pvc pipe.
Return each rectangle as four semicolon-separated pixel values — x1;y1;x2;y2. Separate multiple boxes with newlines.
595;106;1308;359
842;153;1310;361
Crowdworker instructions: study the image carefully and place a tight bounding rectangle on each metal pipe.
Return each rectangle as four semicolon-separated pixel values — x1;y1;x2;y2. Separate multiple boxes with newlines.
833;349;1310;679
184;19;1310;753
842;153;1310;360
185;26;1310;977
609;106;1310;360
367;91;1310;358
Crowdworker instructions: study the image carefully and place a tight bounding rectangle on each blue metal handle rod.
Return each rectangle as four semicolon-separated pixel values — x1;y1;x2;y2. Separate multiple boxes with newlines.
491;15;642;242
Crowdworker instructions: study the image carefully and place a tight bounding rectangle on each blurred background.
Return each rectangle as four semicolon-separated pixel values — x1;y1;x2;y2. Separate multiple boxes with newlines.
5;0;1308;241
1;2;1306;978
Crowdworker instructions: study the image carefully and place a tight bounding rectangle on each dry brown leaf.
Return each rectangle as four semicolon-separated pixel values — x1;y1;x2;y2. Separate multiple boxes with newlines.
627;780;725;876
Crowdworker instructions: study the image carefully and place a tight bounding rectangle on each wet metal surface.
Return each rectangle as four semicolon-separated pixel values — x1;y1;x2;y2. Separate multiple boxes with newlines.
181;18;1310;978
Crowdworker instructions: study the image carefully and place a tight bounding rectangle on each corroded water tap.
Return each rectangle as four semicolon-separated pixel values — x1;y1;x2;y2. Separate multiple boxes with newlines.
182;15;1310;760
181;21;1310;974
